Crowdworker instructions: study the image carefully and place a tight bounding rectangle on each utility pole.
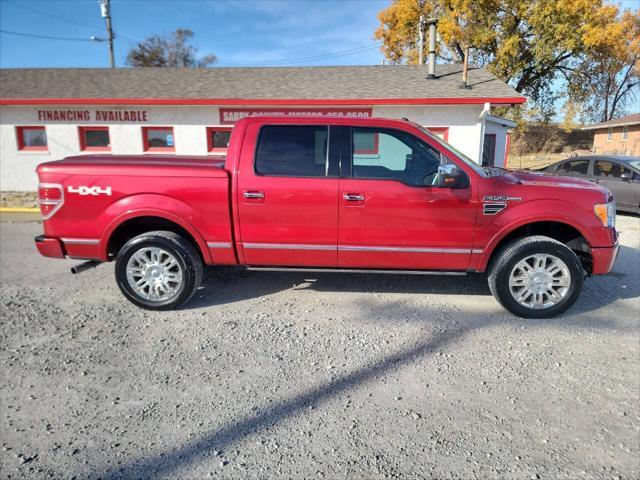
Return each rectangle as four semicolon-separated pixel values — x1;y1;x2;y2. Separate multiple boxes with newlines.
417;15;425;65
100;0;115;68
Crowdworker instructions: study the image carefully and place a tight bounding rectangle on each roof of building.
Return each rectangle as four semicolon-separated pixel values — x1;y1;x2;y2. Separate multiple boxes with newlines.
581;113;640;130
0;65;525;106
485;114;517;128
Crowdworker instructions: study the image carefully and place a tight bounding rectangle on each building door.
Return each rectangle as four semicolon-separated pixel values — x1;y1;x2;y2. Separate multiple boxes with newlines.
236;123;340;266
482;134;496;167
337;126;477;270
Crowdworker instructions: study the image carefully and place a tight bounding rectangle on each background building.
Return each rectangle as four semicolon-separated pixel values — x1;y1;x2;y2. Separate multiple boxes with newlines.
0;66;524;191
582;113;640;156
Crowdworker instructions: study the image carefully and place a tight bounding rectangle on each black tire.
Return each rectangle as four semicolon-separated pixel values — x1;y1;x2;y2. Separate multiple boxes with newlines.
115;230;203;310
488;235;585;318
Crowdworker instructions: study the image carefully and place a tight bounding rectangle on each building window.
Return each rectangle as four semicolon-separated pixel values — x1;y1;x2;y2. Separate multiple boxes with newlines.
16;126;47;151
622;126;628;141
142;127;175;152
79;126;110;151
425;127;449;142
206;127;232;154
607;127;613;141
353;130;379;155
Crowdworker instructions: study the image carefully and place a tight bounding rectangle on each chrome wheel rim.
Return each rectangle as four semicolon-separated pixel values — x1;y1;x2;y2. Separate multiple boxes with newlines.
508;254;571;310
126;247;183;302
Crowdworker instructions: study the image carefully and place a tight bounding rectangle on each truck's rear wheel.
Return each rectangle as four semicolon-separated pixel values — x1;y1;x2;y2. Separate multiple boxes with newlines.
115;230;202;310
488;236;584;318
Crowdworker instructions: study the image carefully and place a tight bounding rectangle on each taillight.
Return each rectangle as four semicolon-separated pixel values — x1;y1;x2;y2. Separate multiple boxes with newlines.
38;183;64;220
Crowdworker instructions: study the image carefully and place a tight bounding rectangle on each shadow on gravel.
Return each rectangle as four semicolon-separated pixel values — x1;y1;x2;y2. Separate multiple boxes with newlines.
93;239;639;479
95;317;480;479
187;268;491;310
95;306;636;479
187;245;639;316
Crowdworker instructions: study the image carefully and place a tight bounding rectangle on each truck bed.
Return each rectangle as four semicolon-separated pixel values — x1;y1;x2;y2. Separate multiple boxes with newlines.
36;154;233;264
38;154;228;178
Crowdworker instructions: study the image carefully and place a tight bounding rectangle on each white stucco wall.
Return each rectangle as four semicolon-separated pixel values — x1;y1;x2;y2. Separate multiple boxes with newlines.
0;105;225;191
1;103;492;191
373;104;485;162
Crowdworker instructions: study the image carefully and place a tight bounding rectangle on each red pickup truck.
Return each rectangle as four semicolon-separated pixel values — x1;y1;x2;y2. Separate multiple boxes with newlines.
35;116;618;318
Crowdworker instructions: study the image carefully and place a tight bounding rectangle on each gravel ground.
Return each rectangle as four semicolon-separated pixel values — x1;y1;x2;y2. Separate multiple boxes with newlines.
1;215;639;480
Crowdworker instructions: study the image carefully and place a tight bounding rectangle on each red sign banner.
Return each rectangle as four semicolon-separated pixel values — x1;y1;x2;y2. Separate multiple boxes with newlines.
219;108;373;125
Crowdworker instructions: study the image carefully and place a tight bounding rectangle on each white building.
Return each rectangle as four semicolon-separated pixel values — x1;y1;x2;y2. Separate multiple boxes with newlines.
0;66;523;191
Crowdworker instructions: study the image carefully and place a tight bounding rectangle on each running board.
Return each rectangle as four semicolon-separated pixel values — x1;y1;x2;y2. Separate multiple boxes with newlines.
245;267;467;276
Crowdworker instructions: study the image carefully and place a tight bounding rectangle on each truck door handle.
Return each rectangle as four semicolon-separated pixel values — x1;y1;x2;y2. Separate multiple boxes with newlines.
343;193;364;202
243;191;264;199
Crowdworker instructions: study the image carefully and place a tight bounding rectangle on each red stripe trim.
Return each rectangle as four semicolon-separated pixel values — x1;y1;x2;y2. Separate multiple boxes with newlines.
0;97;526;106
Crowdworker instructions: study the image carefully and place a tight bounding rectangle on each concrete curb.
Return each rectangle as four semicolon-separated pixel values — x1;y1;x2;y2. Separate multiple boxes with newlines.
0;207;40;213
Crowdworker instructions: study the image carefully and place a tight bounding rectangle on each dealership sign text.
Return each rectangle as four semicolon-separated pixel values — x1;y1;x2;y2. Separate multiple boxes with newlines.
37;110;149;122
220;108;373;125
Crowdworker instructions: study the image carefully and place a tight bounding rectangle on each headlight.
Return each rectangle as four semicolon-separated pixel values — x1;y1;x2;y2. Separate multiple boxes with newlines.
594;201;616;228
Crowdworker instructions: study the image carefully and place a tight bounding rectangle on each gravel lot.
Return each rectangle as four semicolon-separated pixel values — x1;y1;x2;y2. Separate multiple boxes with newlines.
1;215;639;479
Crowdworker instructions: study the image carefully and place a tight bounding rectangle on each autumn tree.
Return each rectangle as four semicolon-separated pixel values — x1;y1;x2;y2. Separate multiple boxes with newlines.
375;0;640;122
126;29;216;68
568;8;639;122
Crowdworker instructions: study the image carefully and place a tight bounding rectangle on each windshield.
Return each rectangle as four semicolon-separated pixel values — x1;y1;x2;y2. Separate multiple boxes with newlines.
416;125;488;177
629;160;640;170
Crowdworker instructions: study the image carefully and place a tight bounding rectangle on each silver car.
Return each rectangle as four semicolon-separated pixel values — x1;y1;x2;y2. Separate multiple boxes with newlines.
542;155;640;214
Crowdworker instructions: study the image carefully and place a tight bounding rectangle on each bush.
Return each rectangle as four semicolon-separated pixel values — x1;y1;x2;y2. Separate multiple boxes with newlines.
510;124;592;155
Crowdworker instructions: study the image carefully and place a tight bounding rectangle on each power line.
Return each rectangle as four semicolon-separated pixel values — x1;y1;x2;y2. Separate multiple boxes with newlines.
4;0;103;31
1;0;382;66
0;29;98;42
3;0;141;45
216;43;382;65
0;28;381;64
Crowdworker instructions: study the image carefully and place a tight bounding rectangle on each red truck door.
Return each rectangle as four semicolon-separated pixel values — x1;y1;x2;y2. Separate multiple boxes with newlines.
236;123;340;266
337;126;477;270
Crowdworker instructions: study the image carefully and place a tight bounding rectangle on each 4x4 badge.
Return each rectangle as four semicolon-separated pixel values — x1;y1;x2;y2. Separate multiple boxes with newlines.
68;186;112;196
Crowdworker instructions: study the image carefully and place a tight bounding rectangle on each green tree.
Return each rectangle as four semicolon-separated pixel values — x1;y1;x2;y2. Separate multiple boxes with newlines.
375;0;639;122
126;29;216;68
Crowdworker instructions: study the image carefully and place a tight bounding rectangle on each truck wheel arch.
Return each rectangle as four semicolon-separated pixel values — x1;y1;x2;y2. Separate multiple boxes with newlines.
101;210;212;264
479;219;593;274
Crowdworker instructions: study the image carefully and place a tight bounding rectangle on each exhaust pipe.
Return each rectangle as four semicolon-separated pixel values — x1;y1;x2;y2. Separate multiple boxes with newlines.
427;18;438;79
71;260;101;274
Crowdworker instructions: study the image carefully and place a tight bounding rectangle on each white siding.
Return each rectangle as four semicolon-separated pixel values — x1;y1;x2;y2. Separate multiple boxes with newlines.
1;103;496;191
373;104;485;162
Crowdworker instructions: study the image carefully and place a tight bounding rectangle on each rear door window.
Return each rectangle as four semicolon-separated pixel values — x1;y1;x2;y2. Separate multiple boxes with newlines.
255;125;329;177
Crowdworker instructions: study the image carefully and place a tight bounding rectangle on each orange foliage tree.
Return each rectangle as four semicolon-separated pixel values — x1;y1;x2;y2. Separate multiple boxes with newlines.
375;0;639;122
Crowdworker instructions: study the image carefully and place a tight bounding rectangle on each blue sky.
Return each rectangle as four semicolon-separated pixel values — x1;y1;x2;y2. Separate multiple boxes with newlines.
1;0;637;69
0;0;389;68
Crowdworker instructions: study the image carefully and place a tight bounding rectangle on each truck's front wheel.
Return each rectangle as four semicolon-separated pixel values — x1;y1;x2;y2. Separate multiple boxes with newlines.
115;230;203;310
488;236;584;318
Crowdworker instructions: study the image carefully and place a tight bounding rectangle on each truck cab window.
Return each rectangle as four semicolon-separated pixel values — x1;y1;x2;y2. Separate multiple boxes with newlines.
255;125;328;177
351;127;441;186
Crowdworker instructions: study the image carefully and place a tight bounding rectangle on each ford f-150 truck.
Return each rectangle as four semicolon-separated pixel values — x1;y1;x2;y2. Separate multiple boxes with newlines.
35;116;618;318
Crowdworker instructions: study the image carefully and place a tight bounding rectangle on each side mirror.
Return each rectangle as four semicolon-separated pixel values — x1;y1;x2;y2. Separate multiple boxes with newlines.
620;172;633;181
437;164;465;188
